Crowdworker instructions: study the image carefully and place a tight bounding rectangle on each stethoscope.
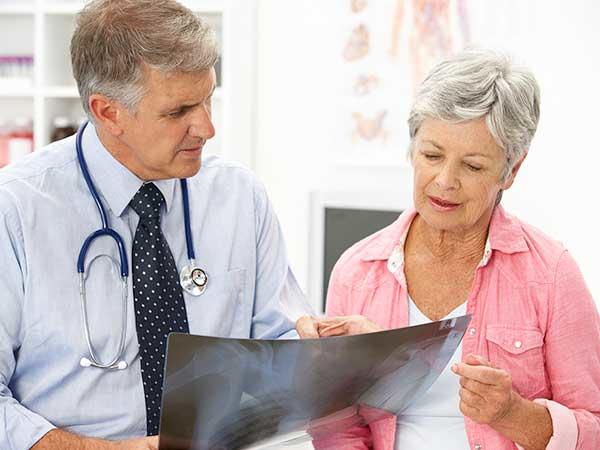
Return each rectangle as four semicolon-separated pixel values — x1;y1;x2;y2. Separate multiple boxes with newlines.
76;121;208;370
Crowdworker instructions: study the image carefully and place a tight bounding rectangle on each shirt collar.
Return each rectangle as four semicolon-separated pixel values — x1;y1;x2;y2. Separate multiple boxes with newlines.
81;123;177;217
360;205;529;266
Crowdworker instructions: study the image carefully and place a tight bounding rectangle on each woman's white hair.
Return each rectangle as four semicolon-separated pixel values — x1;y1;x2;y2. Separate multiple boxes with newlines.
408;48;541;180
71;0;219;119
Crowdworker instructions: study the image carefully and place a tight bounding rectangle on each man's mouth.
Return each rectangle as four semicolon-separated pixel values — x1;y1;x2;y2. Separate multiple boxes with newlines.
179;143;204;152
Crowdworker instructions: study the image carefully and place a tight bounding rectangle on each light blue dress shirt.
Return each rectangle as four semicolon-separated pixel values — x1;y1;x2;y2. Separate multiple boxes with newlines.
0;124;313;449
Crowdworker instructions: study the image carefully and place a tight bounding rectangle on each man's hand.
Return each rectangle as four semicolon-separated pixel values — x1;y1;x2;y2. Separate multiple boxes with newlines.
114;436;159;450
295;315;382;338
452;354;519;425
296;315;320;338
32;429;159;450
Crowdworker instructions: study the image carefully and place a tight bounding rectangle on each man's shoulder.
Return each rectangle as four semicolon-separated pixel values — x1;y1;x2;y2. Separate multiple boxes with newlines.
192;154;264;192
198;154;254;175
0;137;78;193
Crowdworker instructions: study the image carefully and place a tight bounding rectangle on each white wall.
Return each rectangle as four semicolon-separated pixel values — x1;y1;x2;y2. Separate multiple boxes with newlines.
255;0;600;311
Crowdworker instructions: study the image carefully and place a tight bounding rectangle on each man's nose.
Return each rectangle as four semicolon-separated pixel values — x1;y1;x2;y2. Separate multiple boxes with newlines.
188;105;215;140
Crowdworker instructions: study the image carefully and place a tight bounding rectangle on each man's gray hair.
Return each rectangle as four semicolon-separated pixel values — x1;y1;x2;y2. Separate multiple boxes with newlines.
408;48;540;179
71;0;219;118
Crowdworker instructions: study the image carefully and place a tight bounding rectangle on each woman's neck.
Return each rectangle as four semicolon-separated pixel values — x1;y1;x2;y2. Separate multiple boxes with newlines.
406;214;490;264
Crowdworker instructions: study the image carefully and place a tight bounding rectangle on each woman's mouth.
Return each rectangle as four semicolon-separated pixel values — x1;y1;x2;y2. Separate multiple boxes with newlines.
428;196;461;212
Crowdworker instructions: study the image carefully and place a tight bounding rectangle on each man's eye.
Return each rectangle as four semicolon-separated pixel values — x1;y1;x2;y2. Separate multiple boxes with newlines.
169;109;186;118
424;153;441;160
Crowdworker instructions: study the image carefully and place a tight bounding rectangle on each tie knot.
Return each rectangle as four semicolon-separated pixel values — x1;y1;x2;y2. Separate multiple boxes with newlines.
130;183;165;222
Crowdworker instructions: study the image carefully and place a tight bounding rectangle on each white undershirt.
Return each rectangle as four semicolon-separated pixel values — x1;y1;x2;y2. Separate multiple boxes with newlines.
394;297;470;449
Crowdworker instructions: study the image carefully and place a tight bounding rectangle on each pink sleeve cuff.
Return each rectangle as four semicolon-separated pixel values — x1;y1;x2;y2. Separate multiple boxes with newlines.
515;399;578;450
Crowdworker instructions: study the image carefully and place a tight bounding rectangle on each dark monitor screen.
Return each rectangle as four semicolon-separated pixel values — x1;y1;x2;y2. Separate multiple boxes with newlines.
323;207;402;310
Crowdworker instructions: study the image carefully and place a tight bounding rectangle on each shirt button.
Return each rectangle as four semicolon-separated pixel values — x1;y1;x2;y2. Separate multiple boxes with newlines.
468;327;476;336
474;445;482;450
514;340;522;349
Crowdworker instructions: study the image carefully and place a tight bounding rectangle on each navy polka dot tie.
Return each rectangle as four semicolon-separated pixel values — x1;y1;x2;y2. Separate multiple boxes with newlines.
129;182;190;435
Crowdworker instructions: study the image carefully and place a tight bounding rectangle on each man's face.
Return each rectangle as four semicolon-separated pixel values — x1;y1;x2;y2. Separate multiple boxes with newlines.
115;66;216;180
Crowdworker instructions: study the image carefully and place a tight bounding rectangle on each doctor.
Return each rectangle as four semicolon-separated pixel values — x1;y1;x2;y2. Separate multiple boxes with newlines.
0;1;312;449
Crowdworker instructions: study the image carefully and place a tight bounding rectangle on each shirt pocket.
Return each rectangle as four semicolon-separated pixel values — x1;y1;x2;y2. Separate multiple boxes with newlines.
183;268;247;338
485;325;546;398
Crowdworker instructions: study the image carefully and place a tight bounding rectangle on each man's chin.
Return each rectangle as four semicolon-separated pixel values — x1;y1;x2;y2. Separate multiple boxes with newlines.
174;161;202;180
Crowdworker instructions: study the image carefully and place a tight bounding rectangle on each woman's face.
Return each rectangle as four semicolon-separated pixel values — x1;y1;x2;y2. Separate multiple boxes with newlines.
411;117;521;235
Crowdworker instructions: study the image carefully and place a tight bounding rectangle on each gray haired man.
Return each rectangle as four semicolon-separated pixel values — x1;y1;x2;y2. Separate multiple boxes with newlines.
0;1;312;449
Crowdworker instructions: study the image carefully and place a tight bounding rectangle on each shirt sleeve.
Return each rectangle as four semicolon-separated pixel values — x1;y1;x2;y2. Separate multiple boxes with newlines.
0;194;56;450
538;250;600;450
249;180;314;339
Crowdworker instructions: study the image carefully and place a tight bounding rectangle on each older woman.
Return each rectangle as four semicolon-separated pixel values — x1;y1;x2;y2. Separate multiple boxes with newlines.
298;49;600;450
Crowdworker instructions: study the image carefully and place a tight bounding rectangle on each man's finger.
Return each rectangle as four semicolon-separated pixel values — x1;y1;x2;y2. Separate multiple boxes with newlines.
295;316;320;338
316;317;346;327
317;320;348;332
318;325;348;337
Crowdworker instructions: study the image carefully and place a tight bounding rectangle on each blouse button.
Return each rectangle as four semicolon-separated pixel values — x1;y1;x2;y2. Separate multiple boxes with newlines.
514;340;522;349
474;445;482;450
468;327;476;336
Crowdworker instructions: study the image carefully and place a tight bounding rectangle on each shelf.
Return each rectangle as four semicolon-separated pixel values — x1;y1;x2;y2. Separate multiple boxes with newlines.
0;0;254;162
0;3;35;14
42;85;79;98
0;85;34;98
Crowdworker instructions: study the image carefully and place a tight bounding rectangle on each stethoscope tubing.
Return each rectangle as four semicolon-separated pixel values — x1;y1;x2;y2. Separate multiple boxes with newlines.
75;121;203;370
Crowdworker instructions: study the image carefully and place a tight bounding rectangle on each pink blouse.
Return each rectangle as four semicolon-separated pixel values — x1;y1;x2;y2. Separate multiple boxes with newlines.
313;206;600;450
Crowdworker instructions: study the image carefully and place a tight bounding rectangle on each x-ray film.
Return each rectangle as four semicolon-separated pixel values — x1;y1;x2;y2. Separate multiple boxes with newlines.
159;315;471;450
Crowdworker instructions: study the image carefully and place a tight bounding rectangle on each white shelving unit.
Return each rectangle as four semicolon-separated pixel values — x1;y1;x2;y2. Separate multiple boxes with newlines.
0;0;256;166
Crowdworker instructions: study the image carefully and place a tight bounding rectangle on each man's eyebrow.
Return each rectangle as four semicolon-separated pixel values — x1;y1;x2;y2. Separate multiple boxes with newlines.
162;85;217;114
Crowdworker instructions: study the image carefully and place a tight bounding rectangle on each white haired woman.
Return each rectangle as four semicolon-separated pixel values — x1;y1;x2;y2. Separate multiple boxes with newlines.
298;49;600;450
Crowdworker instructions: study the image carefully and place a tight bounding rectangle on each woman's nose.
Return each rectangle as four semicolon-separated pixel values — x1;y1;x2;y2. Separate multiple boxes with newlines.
435;163;460;190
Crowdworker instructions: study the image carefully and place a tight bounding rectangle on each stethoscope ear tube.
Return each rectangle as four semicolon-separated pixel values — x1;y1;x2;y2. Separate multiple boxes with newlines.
77;228;129;277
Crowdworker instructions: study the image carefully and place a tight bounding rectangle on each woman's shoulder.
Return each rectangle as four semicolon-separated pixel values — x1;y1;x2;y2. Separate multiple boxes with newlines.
491;207;569;283
331;210;411;288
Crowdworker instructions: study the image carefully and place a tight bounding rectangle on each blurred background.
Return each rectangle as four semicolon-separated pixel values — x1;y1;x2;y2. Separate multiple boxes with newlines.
0;0;598;316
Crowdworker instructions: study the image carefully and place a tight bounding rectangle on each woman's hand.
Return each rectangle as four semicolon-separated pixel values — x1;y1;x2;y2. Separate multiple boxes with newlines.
452;354;520;425
296;315;382;338
317;315;382;337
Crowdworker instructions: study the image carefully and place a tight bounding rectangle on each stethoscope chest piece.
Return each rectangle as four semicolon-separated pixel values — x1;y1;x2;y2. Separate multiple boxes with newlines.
180;261;208;296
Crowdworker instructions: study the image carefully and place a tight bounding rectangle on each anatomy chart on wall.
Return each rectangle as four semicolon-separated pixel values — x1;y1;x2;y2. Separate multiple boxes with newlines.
333;0;471;166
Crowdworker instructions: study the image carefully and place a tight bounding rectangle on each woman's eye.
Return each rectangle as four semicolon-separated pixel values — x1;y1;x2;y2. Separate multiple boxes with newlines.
424;153;441;160
466;163;482;172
